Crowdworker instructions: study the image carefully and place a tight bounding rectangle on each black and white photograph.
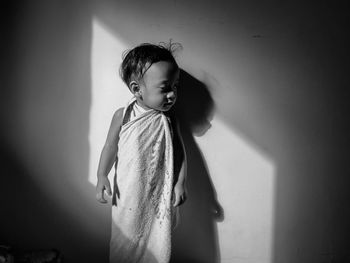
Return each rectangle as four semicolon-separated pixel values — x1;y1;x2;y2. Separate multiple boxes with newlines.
1;1;349;262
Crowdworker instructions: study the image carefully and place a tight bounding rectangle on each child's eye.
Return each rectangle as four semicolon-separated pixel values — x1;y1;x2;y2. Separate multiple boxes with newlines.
160;86;171;92
160;84;178;93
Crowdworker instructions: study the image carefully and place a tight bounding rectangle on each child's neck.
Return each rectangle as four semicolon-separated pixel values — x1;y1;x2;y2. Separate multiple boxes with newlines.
135;99;152;111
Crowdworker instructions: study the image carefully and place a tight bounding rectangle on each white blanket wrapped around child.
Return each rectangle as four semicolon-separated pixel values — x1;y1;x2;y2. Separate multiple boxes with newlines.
110;99;178;263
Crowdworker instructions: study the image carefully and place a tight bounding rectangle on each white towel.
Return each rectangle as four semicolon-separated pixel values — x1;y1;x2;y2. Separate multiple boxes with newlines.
110;98;178;263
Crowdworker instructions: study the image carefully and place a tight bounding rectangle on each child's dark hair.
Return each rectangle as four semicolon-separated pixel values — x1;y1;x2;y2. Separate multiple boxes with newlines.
120;41;182;88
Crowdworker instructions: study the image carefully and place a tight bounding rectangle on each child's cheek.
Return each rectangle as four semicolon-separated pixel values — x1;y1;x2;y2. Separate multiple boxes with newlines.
153;94;165;106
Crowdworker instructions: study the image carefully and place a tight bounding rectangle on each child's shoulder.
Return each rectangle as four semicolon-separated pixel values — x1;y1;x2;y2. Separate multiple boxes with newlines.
113;107;124;119
110;107;125;128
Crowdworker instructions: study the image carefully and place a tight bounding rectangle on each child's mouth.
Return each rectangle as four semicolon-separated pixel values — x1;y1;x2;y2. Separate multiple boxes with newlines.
164;102;174;107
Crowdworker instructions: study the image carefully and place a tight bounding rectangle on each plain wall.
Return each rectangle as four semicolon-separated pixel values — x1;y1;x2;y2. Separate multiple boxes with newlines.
1;1;110;262
1;1;349;263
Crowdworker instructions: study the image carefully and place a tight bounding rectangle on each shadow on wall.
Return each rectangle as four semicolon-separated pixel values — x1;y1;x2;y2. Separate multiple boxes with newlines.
0;142;107;263
0;1;110;262
170;70;224;263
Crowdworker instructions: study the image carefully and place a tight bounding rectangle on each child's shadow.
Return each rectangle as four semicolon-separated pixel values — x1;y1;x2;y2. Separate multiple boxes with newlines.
170;70;224;263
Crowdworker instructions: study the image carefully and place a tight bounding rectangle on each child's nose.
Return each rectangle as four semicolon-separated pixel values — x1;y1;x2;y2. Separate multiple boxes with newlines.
167;91;176;100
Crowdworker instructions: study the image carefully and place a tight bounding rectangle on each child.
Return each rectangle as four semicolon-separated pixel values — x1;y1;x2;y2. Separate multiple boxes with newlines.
95;43;187;263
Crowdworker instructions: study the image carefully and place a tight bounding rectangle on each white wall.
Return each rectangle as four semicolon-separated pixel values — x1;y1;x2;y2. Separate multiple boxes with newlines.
1;1;110;262
92;1;349;262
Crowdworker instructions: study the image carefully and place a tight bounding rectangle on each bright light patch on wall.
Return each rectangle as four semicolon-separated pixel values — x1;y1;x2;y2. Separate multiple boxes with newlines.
89;18;132;185
195;116;275;263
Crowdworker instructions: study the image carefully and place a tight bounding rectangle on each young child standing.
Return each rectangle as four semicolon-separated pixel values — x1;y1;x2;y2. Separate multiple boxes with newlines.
96;43;187;263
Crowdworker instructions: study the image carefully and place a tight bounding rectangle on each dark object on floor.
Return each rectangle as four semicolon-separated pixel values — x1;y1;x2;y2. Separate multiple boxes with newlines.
0;245;62;263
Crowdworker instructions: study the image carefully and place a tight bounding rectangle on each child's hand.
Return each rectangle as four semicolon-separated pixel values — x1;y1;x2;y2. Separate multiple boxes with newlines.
96;176;112;204
173;183;187;207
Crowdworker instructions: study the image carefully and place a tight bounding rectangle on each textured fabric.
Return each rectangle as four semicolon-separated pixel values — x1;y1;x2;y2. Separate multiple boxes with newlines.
110;98;178;263
129;100;151;122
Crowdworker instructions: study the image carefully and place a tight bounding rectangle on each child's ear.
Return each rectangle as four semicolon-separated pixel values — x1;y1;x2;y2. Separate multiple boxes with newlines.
129;81;142;97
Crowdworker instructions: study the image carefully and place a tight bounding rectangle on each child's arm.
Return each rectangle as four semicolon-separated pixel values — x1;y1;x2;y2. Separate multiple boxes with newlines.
96;108;124;204
172;117;187;207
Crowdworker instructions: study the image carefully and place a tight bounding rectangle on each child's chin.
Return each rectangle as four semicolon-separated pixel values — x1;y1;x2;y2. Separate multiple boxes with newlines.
161;104;174;111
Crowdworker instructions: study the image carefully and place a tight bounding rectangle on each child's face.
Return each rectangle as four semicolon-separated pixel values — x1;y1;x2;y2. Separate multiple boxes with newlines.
138;61;180;112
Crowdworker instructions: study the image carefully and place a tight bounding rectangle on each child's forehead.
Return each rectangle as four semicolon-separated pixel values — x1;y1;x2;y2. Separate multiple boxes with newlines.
143;61;179;80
